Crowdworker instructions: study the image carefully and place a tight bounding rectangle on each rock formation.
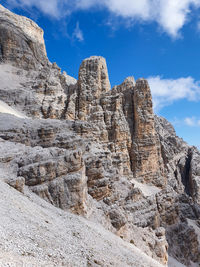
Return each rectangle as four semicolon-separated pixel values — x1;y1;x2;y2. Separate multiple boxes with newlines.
0;4;199;267
0;4;47;69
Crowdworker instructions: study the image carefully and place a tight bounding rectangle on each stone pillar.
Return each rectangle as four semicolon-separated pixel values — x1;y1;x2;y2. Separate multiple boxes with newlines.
131;79;166;187
76;56;111;120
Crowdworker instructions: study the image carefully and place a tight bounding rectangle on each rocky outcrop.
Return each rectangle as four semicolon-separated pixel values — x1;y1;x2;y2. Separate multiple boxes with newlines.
0;4;47;69
155;116;200;205
0;4;77;120
155;116;200;265
0;4;200;267
131;79;165;187
76;56;111;120
189;148;200;205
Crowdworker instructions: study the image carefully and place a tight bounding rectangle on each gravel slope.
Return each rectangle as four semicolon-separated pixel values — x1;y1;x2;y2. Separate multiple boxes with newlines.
0;180;164;267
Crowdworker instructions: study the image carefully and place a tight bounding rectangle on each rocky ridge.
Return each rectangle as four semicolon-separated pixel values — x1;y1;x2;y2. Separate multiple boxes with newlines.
0;4;199;267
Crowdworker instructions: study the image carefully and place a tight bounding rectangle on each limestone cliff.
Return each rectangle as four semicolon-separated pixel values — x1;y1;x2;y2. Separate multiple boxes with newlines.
0;4;47;69
0;4;199;267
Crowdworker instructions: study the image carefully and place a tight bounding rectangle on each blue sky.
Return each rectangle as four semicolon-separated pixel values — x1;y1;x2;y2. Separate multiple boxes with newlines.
2;0;200;148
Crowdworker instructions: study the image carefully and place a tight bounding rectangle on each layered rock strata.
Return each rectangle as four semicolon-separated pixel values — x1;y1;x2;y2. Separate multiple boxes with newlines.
0;4;47;69
0;4;199;267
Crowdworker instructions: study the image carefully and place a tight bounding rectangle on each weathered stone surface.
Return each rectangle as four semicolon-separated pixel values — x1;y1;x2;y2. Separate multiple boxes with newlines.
0;64;77;120
0;4;47;69
6;176;25;193
131;79;165;187
76;56;111;120
0;4;77;119
0;135;88;215
189;147;200;205
167;222;200;266
108;209;126;230
0;4;200;266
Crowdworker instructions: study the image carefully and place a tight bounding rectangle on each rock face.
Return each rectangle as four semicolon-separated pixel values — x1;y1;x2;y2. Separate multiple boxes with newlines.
131;79;165;187
0;4;200;267
0;4;47;69
77;56;111;120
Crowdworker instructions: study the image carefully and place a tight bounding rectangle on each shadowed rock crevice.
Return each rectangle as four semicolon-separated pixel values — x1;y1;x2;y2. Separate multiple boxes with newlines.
0;43;3;61
182;149;193;196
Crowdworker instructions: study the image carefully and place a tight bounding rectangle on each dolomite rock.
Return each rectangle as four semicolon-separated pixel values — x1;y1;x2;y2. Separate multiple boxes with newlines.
155;116;200;265
167;222;200;266
0;4;200;267
0;134;88;215
76;56;111;120
189;148;200;205
155;116;200;205
6;176;25;193
131;79;165;187
76;62;165;188
0;62;77;120
0;4;47;69
0;113;169;264
0;5;77;119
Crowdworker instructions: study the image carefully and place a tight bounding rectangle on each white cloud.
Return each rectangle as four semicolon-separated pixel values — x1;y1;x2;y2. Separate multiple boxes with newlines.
6;0;200;37
197;20;200;31
6;0;60;17
103;0;151;20
184;117;200;126
184;117;196;126
147;76;200;111
170;116;200;128
156;0;200;37
72;22;84;42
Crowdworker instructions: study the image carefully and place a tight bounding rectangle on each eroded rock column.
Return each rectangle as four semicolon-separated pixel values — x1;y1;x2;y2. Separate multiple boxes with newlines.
76;56;111;120
131;79;166;187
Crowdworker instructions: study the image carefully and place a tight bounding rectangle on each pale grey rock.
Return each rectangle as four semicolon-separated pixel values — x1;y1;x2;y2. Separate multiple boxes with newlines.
6;176;25;193
131;79;165;187
108;208;126;230
0;4;199;267
167;222;200;266
189;147;200;205
76;56;111;120
0;4;47;69
0;179;165;267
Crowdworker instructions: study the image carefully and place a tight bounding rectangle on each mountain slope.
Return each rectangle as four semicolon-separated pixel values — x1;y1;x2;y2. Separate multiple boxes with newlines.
0;178;164;267
0;4;199;266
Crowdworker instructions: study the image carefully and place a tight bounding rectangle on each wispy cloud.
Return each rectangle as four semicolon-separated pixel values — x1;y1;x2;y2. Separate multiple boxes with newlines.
6;0;61;17
184;117;200;126
147;76;200;111
171;116;200;127
184;117;196;126
5;0;200;37
72;22;84;42
197;20;200;31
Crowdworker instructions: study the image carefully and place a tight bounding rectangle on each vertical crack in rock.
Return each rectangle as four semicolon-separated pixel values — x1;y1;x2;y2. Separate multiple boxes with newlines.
0;43;3;62
183;149;192;196
187;148;200;205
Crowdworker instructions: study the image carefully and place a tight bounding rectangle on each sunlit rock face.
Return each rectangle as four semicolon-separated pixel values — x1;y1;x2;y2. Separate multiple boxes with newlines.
0;4;47;69
76;56;111;120
0;4;200;267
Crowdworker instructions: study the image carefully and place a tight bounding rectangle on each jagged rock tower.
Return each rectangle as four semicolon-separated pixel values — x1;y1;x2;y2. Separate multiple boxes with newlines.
0;4;199;267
